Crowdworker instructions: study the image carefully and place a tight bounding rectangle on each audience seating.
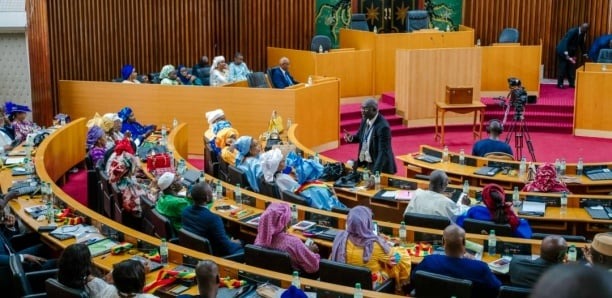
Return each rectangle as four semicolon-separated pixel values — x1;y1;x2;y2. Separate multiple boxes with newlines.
311;35;332;52
598;48;612;63
193;66;211;85
85;155;102;214
319;259;395;293
498;285;531;298
350;13;369;31
150;209;177;242
244;244;293;285
97;167;115;219
463;218;513;237
45;278;88;298
498;28;520;43
531;233;587;242
331;205;350;214
204;142;218;177
484;152;515;161
413;270;472;298
280;190;308;206
9;254;58;298
227;165;249;189
216;156;230;183
406;10;430;32
246;72;270;88
257;176;280;199
404;212;450;243
178;228;244;262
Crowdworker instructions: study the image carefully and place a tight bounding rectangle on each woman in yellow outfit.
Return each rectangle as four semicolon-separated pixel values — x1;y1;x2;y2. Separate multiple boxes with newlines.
330;206;411;292
216;127;239;165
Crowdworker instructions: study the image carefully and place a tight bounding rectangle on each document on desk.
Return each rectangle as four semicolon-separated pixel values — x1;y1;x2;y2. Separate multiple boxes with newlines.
4;157;25;165
521;201;546;213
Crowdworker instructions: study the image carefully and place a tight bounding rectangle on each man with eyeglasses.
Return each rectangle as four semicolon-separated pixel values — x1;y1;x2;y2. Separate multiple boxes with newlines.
271;57;299;89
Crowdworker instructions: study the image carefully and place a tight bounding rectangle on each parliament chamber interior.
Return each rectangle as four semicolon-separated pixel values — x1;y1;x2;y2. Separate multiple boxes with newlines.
0;0;611;297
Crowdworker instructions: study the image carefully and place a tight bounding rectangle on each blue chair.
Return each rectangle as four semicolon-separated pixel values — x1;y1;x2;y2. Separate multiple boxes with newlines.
311;35;332;52
598;48;612;63
350;13;369;31
499;28;519;43
406;10;430;32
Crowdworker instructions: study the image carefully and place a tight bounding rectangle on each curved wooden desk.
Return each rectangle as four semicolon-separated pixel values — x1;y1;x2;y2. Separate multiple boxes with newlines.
7;119;399;298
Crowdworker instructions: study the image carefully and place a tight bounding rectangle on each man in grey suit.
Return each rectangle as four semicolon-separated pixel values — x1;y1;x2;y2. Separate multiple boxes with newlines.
509;235;567;288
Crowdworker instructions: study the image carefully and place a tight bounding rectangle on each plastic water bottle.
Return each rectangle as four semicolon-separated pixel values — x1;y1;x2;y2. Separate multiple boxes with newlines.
23;158;33;173
459;149;465;165
373;25;378;33
291;271;301;288
476;38;481;46
463;180;470;195
318;44;323;53
60;116;66;126
287;118;292;130
216;180;223;199
512;186;521;207
519;157;527;177
354;283;363;298
46;199;54;224
172;117;178;129
372;221;379;236
374;171;381;190
554;158;561;173
160;238;169;266
291;204;298;225
560;191;568;215
362;171;370;182
488;230;497;256
442;145;449;163
234;184;242;207
307;76;313;86
177;159;186;175
399;221;407;244
576;158;584;176
313;152;320;164
446;24;450;32
560;158;567;176
567;245;577;262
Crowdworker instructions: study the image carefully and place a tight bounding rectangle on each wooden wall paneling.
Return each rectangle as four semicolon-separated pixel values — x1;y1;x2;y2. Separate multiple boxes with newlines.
26;0;53;125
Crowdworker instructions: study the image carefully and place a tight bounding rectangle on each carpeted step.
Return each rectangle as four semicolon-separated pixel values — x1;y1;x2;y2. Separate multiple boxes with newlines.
341;115;404;131
340;102;398;121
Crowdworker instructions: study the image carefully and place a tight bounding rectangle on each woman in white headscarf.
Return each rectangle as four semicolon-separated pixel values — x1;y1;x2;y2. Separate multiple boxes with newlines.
160;64;181;85
209;56;228;86
261;148;299;193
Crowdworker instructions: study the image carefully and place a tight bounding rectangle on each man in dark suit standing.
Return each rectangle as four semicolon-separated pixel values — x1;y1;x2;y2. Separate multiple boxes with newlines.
270;57;299;89
344;99;397;174
556;23;589;89
508;235;567;288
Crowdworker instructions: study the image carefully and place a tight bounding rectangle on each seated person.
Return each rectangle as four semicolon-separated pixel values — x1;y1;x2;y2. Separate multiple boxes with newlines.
522;163;569;192
58;243;112;296
0;107;14;154
5;101;34;143
87;125;108;166
583;232;612;270
228;52;251;82
99;259;157;298
177;260;219;298
106;139;147;217
120;64;140;84
509;235;567;288
271;57;298;89
192;55;211;85
403;170;469;222
118;107;155;145
210;56;229;86
330;206;411;291
160;64;181;85
531;264;612;298
217;127;239;165
181;183;243;257
234;136;262;192
0;105;16;141
588;34;612;61
254;202;320;274
471;119;513;157
154;172;192;231
177;65;203;86
203;109;230;141
411;225;501;298
456;183;532;238
261;149;346;211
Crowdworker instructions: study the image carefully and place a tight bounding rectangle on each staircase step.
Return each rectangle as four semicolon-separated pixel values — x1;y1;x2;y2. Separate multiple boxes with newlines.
340;102;397;121
341;115;404;131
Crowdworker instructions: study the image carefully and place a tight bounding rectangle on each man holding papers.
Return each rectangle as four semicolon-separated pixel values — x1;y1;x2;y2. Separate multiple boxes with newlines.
403;170;469;222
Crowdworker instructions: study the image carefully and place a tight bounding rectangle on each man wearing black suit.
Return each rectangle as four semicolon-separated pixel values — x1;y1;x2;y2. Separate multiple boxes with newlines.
556;23;589;88
509;235;567;288
270;57;299;89
344;99;397;174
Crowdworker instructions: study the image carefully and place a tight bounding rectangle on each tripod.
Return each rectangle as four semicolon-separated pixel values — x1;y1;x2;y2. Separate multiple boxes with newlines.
505;114;536;161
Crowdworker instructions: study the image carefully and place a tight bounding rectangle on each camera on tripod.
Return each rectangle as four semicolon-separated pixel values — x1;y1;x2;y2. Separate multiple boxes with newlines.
507;77;529;120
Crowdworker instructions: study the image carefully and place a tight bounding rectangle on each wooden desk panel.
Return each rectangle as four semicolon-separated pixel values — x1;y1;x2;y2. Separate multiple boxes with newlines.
574;70;612;138
58;80;340;155
582;62;612;71
481;44;541;95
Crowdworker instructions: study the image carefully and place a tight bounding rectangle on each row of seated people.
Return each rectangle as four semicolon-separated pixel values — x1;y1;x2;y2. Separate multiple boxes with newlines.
116;53;252;87
0;101;40;148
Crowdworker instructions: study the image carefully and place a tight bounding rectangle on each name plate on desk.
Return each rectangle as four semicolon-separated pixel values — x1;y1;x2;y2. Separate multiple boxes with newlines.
445;86;473;105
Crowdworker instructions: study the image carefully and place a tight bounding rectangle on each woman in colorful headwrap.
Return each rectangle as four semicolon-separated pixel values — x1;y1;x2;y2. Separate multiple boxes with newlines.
87;125;107;166
234;136;263;192
204;109;231;141
254;202;320;273
5;101;34;142
106;138;147;217
457;183;532;238
261;149;346;211
177;65;203;86
0;107;14;154
522;163;570;193
118;107;155;146
120;64;140;84
0;106;15;141
330;206;411;291
104;113;126;142
210;56;229;86
159;64;181;85
217;127;240;165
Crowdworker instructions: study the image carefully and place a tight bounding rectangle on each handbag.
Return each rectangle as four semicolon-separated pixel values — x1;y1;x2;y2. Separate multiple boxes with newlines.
333;171;362;188
147;153;172;172
319;162;345;181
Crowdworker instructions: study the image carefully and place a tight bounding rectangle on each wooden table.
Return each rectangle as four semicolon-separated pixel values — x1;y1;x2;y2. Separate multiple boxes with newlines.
434;101;486;146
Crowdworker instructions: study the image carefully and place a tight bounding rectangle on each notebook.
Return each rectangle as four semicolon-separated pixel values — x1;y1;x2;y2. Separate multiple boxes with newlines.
415;154;442;163
131;255;164;272
519;201;546;216
88;238;119;257
474;166;501;177
584;206;612;220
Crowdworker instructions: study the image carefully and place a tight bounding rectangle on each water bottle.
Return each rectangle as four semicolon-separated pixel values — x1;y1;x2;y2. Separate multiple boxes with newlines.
362;170;370;182
519;157;527;177
463;180;470;195
318;44;323;53
374;171;381;190
291;204;298;225
512;186;520;207
60;116;66;126
373;25;378;33
554;158;561;173
177;159;186;175
372;221;379;236
160;238;169;266
476;38;481;46
442;145;449;163
234;184;242;207
216;180;223;199
560;191;568;215
576;157;584;176
291;271;301;288
46;199;54;224
287;118;292;130
446;24;450;32
488;230;497;256
459;149;465;165
172;117;178;129
313;152;320;164
307;76;313;86
354;283;363;298
567;245;577;262
560;158;566;176
399;221;407;244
